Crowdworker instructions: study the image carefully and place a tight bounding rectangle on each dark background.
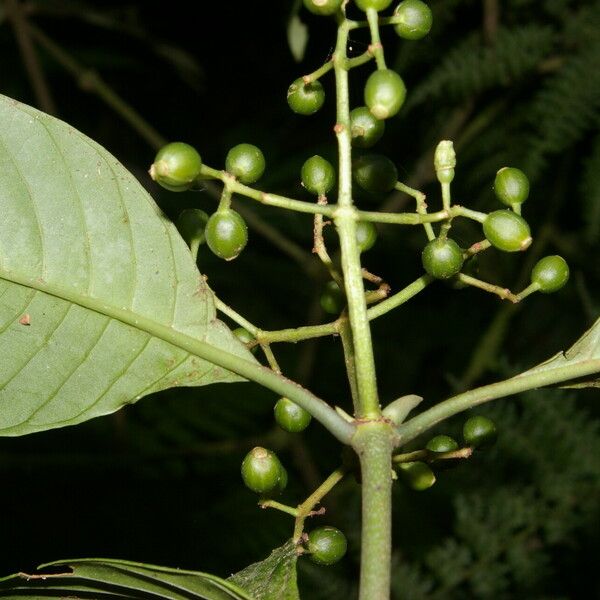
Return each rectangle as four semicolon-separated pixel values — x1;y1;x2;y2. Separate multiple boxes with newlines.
0;1;599;598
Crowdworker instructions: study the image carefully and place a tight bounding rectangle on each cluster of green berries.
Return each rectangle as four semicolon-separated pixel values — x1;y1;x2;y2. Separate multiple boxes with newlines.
240;445;346;566
397;415;497;491
150;141;268;261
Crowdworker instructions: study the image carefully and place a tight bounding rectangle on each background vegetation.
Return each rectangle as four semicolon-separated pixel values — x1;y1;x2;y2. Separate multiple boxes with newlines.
0;0;598;597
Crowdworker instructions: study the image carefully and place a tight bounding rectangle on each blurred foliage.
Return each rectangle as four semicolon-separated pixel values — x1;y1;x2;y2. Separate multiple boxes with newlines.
0;0;598;598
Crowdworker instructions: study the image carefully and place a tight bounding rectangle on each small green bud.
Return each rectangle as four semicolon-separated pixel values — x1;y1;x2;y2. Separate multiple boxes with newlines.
434;140;456;184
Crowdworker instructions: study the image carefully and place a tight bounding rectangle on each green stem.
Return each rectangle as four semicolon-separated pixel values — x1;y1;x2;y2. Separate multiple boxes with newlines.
396;359;600;447
214;297;259;336
333;20;380;419
393;446;473;464
366;7;387;70
339;318;360;410
346;51;375;70
457;273;519;303
304;59;334;83
366;275;433;320
395;181;435;240
259;499;299;517
353;422;394;600
356;208;449;225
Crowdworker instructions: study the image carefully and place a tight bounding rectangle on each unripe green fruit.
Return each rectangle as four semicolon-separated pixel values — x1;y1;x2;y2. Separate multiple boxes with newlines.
241;447;286;495
364;69;406;120
353;154;398;193
426;435;459;453
233;327;258;354
150;142;202;191
225;143;265;184
398;461;436;491
393;0;433;40
483;210;532;252
205;209;248;260
306;527;348;565
494;167;530;207
463;415;497;449
355;0;394;11
303;0;342;15
320;281;345;314
356;221;378;252
301;155;336;196
421;238;464;279
287;78;325;115
176;209;209;249
350;106;386;148
531;255;569;293
274;397;312;433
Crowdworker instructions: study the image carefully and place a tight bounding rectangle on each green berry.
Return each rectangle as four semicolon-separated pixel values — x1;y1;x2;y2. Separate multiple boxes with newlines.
320;281;345;314
494;167;530;207
421;238;464;279
233;327;258;354
350;106;386;148
531;255;569;293
176;209;209;250
150;142;202;191
356;221;378;252
393;0;433;40
287;78;325;115
463;415;497;449
303;0;342;15
397;461;436;491
241;447;286;495
205;209;248;260
306;527;348;565
364;69;406;120
355;0;394;11
301;155;336;196
426;435;459;453
353;154;398;193
274;397;312;433
483;210;532;252
225;143;265;184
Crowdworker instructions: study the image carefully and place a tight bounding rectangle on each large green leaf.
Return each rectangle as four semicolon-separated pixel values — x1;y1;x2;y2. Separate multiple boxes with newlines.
0;558;254;599
229;540;300;600
0;95;255;436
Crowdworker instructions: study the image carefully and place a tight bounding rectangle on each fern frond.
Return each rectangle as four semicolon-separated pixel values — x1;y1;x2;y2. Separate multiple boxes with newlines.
406;26;554;109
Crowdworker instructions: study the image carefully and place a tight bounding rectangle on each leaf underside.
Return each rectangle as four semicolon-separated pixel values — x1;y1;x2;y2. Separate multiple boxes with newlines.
0;94;255;436
229;540;300;600
0;558;253;600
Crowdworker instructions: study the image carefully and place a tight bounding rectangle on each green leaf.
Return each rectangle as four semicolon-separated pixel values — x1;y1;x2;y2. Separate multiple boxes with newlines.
0;558;254;599
519;316;600;388
229;540;300;600
0;95;256;436
287;8;309;63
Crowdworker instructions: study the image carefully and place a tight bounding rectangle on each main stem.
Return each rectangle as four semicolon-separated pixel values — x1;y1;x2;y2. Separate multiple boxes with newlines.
333;18;394;600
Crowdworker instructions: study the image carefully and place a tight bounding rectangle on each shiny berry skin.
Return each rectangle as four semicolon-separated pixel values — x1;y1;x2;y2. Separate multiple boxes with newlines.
241;447;286;495
225;143;265;184
303;0;342;15
320;281;345;314
274;397;312;433
393;0;433;40
176;209;209;249
463;416;497;449
205;209;248;260
233;327;258;354
426;435;459;453
421;238;464;279
353;154;398;193
287;78;325;115
364;69;406;120
356;221;378;252
483;210;532;252
531;255;569;293
306;527;348;565
397;461;436;491
350;106;386;148
494;167;530;207
301;155;336;196
150;142;202;192
355;0;394;11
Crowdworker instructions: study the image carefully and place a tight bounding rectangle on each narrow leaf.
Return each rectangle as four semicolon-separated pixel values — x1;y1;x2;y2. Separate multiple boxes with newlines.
287;14;309;63
229;540;300;600
0;558;253;599
0;95;256;436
